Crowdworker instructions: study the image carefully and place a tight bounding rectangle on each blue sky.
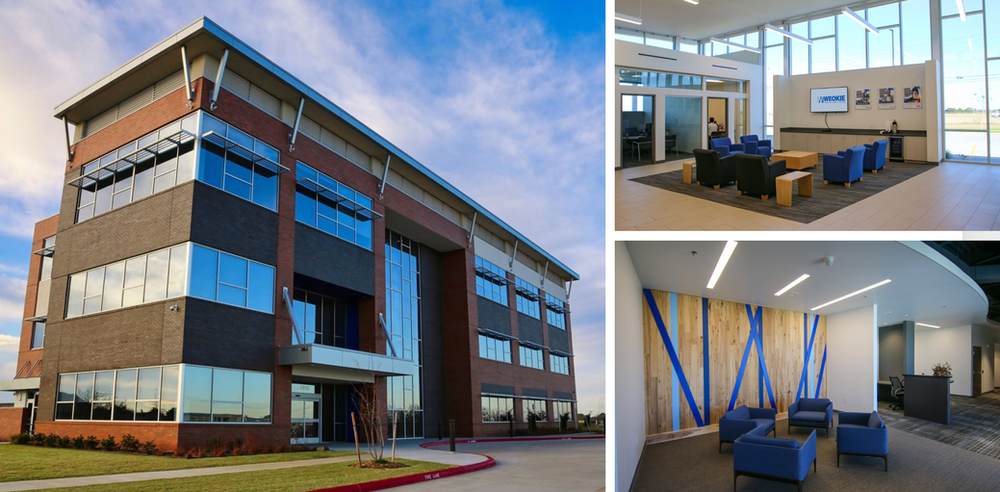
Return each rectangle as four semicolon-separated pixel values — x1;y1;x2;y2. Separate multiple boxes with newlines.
0;0;605;413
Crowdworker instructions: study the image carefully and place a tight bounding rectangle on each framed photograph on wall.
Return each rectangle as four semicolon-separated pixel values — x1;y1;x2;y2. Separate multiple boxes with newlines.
856;89;871;110
904;86;922;109
879;87;895;109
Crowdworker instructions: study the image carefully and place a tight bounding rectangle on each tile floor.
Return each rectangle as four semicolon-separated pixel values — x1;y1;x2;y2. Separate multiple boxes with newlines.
615;159;1000;231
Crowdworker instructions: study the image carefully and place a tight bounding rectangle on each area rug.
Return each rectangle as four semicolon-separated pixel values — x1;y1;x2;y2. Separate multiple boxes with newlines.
629;160;935;223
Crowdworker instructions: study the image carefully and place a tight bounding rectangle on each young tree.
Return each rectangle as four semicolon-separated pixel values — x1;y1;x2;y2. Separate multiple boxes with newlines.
353;379;387;461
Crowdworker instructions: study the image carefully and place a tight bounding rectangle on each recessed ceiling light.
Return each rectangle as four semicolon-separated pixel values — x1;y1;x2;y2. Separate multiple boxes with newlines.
916;322;941;328
811;279;892;311
775;274;810;296
902;314;908;317
707;240;738;289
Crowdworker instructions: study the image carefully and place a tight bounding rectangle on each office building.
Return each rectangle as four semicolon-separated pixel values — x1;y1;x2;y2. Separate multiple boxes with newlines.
0;17;579;451
615;0;1000;232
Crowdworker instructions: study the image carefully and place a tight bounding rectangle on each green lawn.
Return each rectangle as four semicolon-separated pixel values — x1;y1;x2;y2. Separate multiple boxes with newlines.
0;445;352;482
46;459;453;492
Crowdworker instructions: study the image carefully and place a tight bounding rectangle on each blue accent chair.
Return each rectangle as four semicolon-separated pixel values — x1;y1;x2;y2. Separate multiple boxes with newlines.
864;139;888;173
734;430;817;492
823;145;865;187
740;135;772;159
837;411;889;471
718;404;777;453
708;137;745;157
788;398;833;437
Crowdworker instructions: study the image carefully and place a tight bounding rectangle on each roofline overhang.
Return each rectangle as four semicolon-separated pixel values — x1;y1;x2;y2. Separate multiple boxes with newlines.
53;16;579;281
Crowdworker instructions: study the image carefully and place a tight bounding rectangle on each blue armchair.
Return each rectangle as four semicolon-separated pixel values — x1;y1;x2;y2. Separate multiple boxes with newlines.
734;430;817;492
709;137;745;157
823;145;865;187
788;398;833;437
864;139;888;173
837;411;889;471
718;404;776;453
740;135;772;159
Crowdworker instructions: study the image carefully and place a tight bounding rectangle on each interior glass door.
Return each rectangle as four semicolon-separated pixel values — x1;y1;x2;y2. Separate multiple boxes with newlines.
291;384;321;444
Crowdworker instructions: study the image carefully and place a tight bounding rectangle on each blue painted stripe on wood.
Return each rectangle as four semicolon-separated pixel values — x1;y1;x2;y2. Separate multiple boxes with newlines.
748;305;776;409
670;293;680;431
815;345;828;399
796;314;820;401
644;289;705;427
702;297;710;425
757;307;764;408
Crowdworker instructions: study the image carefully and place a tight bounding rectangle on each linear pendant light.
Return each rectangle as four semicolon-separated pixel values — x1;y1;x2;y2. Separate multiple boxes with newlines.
775;274;810;296
811;279;891;311
684;0;700;4
764;23;813;45
709;37;762;53
707;240;738;289
916;322;941;329
842;6;880;34
615;12;642;25
957;0;967;21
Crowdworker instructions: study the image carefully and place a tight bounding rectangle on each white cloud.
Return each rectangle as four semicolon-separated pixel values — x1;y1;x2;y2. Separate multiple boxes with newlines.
0;269;26;322
0;334;19;351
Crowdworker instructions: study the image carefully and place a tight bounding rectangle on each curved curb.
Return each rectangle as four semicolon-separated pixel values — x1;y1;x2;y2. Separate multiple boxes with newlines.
419;435;606;448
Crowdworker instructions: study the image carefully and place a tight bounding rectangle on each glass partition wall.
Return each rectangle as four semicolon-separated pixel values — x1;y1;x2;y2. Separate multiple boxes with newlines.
621;94;655;167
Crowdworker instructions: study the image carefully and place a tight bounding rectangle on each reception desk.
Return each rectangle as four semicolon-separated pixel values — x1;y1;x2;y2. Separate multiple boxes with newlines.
903;375;951;425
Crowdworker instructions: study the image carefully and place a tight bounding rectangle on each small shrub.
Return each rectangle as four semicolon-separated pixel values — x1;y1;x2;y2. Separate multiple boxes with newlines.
71;435;85;449
140;440;158;455
528;413;538;432
242;435;261;455
100;435;118;452
191;445;206;458
559;413;570;431
31;433;46;445
43;434;60;447
120;434;140;453
83;435;99;450
9;433;31;445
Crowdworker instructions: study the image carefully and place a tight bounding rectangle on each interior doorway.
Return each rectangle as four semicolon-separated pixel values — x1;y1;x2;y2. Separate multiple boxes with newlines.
974;346;983;397
291;384;321;444
707;97;728;139
621;94;654;167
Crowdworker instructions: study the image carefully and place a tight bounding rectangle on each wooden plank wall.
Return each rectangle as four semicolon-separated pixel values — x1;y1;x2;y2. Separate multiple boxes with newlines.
643;289;827;436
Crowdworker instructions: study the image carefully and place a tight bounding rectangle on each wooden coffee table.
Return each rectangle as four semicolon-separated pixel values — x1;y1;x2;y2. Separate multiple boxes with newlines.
776;171;813;206
772;151;818;170
683;161;695;184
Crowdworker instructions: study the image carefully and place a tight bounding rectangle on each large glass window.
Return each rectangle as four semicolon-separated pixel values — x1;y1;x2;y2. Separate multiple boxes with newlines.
56;365;180;422
553;401;574;420
292;289;348;347
943;6;988;161
189;244;274;313
475;256;509;306
545;294;567;330
514;277;540;319
180;365;272;423
479;333;512;363
198;113;279;210
385;230;423;439
481;396;513;423
618;68;702;90
65;244;189;318
30;321;44;349
295;162;375;250
550;354;570;375
519;345;544;370
523;399;548;422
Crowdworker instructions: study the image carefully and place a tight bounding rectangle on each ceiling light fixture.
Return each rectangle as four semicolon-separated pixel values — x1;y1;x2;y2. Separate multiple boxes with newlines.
707;240;738;289
709;37;762;53
957;0;967;21
811;279;892;311
916;322;941;329
615;12;642;25
775;274;811;296
685;0;700;4
841;6;880;34
764;23;813;45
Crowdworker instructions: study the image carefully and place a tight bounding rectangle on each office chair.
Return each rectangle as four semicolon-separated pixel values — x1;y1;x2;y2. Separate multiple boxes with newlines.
889;376;904;411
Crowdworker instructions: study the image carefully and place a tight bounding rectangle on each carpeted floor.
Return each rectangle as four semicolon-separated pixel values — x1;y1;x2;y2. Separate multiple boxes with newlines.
632;414;1000;491
879;391;1000;459
628;160;935;223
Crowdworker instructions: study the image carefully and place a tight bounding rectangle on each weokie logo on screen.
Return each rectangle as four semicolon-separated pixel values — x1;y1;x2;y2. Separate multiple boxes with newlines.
815;95;846;104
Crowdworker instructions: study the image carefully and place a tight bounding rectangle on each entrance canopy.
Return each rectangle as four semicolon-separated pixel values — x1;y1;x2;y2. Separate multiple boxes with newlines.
278;344;416;384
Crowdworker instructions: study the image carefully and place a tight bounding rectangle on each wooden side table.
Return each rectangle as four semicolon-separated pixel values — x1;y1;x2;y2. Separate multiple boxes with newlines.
776;171;813;206
772;151;818;170
682;161;695;184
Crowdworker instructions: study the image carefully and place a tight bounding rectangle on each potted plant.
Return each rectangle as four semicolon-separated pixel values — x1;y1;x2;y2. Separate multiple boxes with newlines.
931;362;952;378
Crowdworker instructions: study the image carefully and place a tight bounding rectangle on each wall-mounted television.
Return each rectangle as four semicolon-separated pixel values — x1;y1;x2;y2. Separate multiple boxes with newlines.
810;87;849;113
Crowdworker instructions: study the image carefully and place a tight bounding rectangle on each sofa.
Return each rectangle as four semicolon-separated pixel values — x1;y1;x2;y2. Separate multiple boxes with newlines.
708;137;745;157
740;135;772;159
864;139;888;173
735;153;786;200
837;411;889;471
693;149;738;190
788;398;833;437
734;430;817;492
718;404;777;453
823;145;865;187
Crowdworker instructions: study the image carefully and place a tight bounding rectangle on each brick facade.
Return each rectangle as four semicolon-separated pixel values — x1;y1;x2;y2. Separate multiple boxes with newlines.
0;407;29;440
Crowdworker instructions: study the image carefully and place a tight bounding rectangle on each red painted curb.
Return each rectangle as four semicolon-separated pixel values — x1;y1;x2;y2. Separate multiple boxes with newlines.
419;435;606;448
307;455;495;492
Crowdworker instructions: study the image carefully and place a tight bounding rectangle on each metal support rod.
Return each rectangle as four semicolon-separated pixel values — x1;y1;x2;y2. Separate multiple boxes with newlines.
210;48;229;110
379;313;398;357
62;116;74;162
467;212;478;248
289;97;305;152
449;419;456;452
181;45;194;108
378;155;392;200
282;287;303;344
541;261;550;287
567;279;573;300
509;240;519;269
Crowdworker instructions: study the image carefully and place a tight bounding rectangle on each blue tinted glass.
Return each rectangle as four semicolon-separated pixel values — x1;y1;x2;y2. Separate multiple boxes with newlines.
201;113;227;137
254;142;279;163
247;262;274;313
356;219;372;249
228;126;254;150
251;169;278;210
218;285;247;306
318;194;337;220
189;245;218;300
224;174;252;200
219;253;248;288
198;142;225;189
297;162;317;182
296;186;317;226
318;215;337;236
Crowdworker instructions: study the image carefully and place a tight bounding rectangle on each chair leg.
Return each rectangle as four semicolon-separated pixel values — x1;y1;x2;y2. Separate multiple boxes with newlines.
714;185;720;190
884;455;888;472
845;183;851;188
823;180;829;185
814;458;817;473
719;441;722;454
737;190;743;196
734;471;739;492
837;452;840;467
859;177;863;181
872;169;877;174
761;194;768;200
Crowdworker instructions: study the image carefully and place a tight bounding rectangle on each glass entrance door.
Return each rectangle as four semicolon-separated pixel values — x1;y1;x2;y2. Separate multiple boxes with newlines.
291;384;321;444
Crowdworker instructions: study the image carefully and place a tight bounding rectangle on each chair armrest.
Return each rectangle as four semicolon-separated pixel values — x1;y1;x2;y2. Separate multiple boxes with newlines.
864;143;873;149
719;154;736;167
768;160;786;177
837;150;846;156
837;425;888;454
824;403;833;423
749;407;777;421
800;431;818;473
730;143;745;152
823;154;844;167
789;400;800;416
838;412;870;426
716;145;730;156
760;139;772;148
719;418;758;440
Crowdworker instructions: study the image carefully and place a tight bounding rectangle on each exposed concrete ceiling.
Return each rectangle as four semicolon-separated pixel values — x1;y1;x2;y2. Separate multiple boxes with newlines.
614;0;883;40
624;241;992;330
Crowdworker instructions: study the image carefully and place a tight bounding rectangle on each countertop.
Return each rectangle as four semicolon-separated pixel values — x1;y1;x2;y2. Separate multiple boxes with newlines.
780;127;927;137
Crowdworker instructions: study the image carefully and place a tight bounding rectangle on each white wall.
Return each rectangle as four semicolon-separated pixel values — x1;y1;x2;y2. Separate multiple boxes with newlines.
972;325;996;393
915;325;972;396
614;242;645;492
827;305;878;413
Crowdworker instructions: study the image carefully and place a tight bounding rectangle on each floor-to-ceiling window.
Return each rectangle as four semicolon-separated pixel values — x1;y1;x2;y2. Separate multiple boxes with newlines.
764;29;785;140
942;1;987;161
385;230;422;439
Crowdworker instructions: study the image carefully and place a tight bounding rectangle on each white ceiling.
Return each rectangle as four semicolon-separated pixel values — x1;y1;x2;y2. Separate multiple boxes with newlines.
614;0;872;40
624;241;992;330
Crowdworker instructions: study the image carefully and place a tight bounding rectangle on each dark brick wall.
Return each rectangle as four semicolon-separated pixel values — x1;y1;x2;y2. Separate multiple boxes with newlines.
189;183;279;266
419;245;446;437
181;298;276;373
548;326;570;353
294;223;375;296
517;313;544;345
477;297;511;336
